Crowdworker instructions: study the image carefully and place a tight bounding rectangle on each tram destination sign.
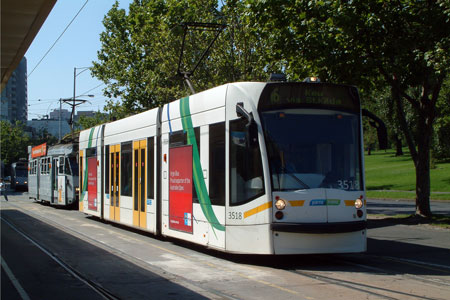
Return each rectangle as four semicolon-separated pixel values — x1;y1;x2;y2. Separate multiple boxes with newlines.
258;83;360;112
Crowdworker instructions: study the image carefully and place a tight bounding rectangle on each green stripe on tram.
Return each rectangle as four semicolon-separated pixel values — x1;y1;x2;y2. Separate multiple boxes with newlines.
81;128;95;201
180;97;225;233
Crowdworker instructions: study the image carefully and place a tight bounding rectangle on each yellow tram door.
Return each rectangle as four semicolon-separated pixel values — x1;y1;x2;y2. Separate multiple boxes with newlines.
133;140;147;229
110;144;121;221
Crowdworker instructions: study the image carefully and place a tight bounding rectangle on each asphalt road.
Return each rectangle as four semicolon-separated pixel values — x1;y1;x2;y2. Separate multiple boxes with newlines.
367;198;450;216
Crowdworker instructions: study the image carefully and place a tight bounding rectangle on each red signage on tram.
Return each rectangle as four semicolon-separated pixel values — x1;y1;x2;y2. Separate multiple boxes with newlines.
169;145;193;233
31;143;47;158
88;157;97;211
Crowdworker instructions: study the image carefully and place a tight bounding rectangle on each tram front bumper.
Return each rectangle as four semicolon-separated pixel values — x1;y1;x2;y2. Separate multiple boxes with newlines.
271;220;367;234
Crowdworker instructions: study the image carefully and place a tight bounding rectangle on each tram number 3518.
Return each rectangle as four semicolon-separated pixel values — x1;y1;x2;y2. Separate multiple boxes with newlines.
228;211;243;220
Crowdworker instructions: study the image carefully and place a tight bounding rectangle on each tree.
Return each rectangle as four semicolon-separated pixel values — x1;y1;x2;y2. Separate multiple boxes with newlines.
433;77;450;160
247;0;450;217
0;121;31;166
92;0;224;114
75;111;109;130
92;0;272;116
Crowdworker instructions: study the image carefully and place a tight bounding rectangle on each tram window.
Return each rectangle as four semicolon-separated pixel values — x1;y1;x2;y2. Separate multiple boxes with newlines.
169;130;185;147
41;158;47;174
134;148;139;211
169;129;200;153
209;122;225;206
229;118;265;206
86;148;97;157
121;142;132;196
105;146;109;193
65;157;71;175
59;157;64;174
147;137;154;199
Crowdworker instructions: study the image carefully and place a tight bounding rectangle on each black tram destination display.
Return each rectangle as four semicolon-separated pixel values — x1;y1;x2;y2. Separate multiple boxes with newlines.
258;82;360;113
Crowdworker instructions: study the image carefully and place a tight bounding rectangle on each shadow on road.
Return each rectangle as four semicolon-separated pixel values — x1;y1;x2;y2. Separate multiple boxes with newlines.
1;210;208;300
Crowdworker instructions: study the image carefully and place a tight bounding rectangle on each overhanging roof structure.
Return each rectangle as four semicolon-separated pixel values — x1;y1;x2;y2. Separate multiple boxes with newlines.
1;0;56;90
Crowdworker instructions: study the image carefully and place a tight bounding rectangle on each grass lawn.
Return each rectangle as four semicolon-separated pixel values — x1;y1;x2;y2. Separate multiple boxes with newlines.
364;149;450;201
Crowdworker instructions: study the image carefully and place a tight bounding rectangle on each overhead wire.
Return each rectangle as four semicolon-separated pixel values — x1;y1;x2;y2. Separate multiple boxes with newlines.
27;0;90;78
79;82;105;96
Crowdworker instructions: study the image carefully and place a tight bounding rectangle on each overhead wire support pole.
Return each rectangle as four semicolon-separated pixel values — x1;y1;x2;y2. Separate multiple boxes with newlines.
71;66;92;140
177;22;227;95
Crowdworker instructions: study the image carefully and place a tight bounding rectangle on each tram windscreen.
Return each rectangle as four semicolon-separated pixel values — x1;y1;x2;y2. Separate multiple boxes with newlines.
261;110;362;191
15;168;28;177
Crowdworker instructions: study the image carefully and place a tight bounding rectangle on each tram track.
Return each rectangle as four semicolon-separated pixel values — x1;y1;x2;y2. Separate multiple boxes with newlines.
284;253;450;300
1;201;242;300
1;216;121;300
337;254;450;288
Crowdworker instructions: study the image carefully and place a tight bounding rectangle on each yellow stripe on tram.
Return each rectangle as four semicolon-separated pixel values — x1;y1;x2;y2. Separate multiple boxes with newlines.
288;200;305;207
345;200;355;206
244;201;272;219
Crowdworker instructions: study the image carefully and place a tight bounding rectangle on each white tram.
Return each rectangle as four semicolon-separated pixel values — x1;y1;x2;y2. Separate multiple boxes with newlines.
79;81;367;254
28;143;79;206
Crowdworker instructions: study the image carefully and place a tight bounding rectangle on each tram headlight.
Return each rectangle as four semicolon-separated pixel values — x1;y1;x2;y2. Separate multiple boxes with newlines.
275;199;286;210
75;187;80;193
355;198;363;209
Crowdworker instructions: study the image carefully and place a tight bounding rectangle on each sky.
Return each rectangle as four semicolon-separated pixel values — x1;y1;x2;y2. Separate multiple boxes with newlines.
25;0;133;120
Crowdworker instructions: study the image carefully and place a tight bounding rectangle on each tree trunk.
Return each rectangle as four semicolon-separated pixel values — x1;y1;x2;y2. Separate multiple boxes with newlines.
414;107;434;218
415;130;432;217
394;135;403;156
392;88;432;217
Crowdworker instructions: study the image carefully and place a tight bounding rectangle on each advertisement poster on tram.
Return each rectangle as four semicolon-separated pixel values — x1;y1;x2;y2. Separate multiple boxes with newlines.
169;145;193;233
88;157;97;211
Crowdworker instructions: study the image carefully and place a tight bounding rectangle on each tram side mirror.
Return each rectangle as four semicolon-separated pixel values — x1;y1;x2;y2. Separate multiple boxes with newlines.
236;102;258;147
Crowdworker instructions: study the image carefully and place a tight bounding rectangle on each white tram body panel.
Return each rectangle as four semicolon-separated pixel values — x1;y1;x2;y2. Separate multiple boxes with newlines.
78;81;367;255
160;85;227;250
80;108;160;234
79;125;103;217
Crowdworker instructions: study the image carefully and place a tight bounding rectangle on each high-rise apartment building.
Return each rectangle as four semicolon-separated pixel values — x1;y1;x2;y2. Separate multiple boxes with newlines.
1;57;27;123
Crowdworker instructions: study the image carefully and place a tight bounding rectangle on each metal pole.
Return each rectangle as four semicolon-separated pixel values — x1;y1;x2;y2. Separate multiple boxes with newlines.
72;67;76;137
59;99;62;142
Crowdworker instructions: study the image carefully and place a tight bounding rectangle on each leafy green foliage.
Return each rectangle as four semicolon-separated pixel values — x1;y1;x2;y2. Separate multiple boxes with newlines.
75;112;110;130
433;77;450;159
92;0;271;115
1;121;31;165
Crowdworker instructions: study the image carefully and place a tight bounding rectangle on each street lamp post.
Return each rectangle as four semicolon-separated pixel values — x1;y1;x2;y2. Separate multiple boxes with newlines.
71;66;92;138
